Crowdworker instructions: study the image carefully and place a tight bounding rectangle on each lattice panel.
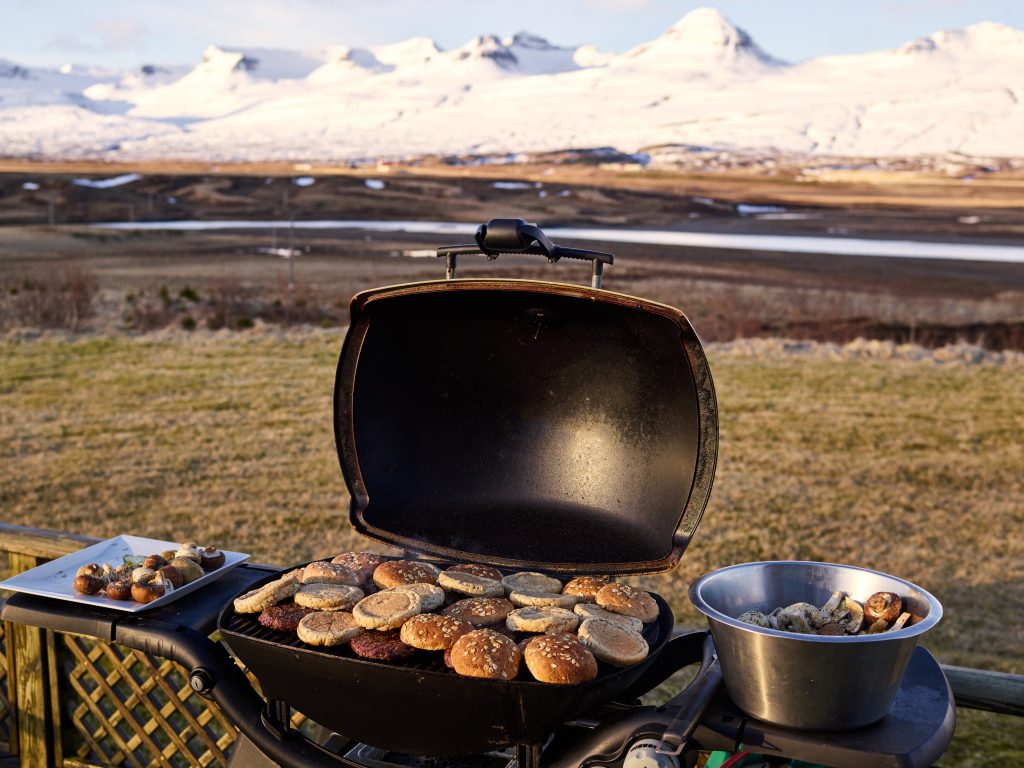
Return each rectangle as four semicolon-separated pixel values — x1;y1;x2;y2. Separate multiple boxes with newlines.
0;619;11;755
58;635;238;768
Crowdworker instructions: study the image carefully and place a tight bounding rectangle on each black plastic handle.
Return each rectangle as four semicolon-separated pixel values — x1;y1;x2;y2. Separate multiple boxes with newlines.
437;218;613;287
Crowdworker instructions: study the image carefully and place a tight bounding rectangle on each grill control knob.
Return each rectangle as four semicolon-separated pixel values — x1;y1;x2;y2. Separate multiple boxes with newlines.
623;740;680;768
189;667;214;696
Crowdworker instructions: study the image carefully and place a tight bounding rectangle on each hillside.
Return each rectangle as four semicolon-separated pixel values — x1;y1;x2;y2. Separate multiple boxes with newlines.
1;8;1023;162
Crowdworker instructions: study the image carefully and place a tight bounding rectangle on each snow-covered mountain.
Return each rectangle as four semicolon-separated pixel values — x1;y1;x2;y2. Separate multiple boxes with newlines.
1;7;1021;162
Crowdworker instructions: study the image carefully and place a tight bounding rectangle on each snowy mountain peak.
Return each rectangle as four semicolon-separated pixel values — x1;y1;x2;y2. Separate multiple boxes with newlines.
899;20;1024;56
372;36;441;66
506;32;557;50
624;7;780;69
197;45;323;80
199;45;253;74
453;35;518;69
664;7;745;47
0;59;28;79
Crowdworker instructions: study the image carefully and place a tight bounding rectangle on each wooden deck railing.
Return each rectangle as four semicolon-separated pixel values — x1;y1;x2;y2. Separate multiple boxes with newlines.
0;522;1022;767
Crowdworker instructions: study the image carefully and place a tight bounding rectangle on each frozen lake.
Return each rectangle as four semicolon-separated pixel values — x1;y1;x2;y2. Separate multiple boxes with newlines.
92;220;1024;264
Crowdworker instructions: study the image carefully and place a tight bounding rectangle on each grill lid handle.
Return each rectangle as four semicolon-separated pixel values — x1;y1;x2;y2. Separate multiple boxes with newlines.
437;218;614;288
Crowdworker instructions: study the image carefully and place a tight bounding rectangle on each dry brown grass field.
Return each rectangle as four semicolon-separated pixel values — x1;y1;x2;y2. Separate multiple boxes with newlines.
1;331;1021;763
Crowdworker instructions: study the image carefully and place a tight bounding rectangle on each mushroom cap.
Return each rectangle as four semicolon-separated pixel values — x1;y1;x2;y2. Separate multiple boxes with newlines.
864;592;903;627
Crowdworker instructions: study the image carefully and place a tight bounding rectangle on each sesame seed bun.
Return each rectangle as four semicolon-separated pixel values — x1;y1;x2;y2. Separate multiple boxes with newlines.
372;560;441;590
437;570;505;597
509;590;579;610
442;597;514;627
446;563;503;581
399;613;473;651
524;634;598;684
595;583;659;623
562;576;611;602
450;629;521;680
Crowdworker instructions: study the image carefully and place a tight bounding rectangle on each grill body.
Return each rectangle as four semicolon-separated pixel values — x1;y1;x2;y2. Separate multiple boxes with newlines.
220;567;676;755
219;260;717;755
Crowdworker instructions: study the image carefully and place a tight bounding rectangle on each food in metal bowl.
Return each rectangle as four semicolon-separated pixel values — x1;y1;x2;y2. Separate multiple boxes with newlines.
689;561;943;730
738;590;912;636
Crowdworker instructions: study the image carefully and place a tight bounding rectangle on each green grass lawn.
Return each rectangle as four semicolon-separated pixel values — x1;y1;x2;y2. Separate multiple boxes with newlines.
1;332;1021;764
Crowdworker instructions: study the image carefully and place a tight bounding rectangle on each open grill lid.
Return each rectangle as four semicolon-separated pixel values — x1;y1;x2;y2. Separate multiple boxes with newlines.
333;219;718;575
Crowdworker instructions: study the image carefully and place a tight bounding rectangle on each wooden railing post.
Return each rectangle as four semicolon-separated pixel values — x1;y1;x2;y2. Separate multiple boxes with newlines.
1;524;97;767
6;552;55;768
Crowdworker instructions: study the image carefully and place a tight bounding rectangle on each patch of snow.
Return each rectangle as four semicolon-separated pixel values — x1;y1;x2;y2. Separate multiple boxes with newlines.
363;179;385;190
71;173;143;189
22;182;40;190
292;176;316;187
737;204;786;216
492;181;533;190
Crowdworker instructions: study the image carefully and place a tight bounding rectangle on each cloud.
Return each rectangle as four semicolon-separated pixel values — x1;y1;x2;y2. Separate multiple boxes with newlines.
89;18;147;50
44;33;96;52
44;18;147;54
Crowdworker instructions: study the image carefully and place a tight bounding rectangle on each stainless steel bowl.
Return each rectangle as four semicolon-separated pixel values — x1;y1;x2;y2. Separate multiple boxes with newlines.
688;561;942;730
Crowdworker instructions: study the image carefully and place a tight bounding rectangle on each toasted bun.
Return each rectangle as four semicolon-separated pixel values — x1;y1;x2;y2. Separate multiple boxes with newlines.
372;560;440;589
297;611;363;646
442;597;514;627
562;576;611;602
506;606;579;634
524;634;598;684
577;618;649;666
438;570;505;597
232;572;300;613
595;583;659;623
294;584;364;611
392;583;446;611
446;563;503;581
352;590;423;630
501;571;562;595
450;629;521;680
399;613;473;650
330;552;383;582
573;603;644;633
509;590;579;610
301;561;362;587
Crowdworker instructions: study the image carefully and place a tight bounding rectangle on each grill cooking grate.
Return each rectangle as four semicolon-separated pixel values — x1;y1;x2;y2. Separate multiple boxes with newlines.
223;606;663;680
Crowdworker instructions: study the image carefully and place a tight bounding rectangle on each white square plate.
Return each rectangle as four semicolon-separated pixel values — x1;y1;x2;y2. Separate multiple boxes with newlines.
0;535;250;613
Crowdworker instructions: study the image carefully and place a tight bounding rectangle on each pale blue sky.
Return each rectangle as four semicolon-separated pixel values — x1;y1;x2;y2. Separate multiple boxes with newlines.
4;0;1024;69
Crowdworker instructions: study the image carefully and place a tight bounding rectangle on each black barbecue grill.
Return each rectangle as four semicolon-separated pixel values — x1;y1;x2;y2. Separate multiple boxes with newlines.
0;219;956;768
